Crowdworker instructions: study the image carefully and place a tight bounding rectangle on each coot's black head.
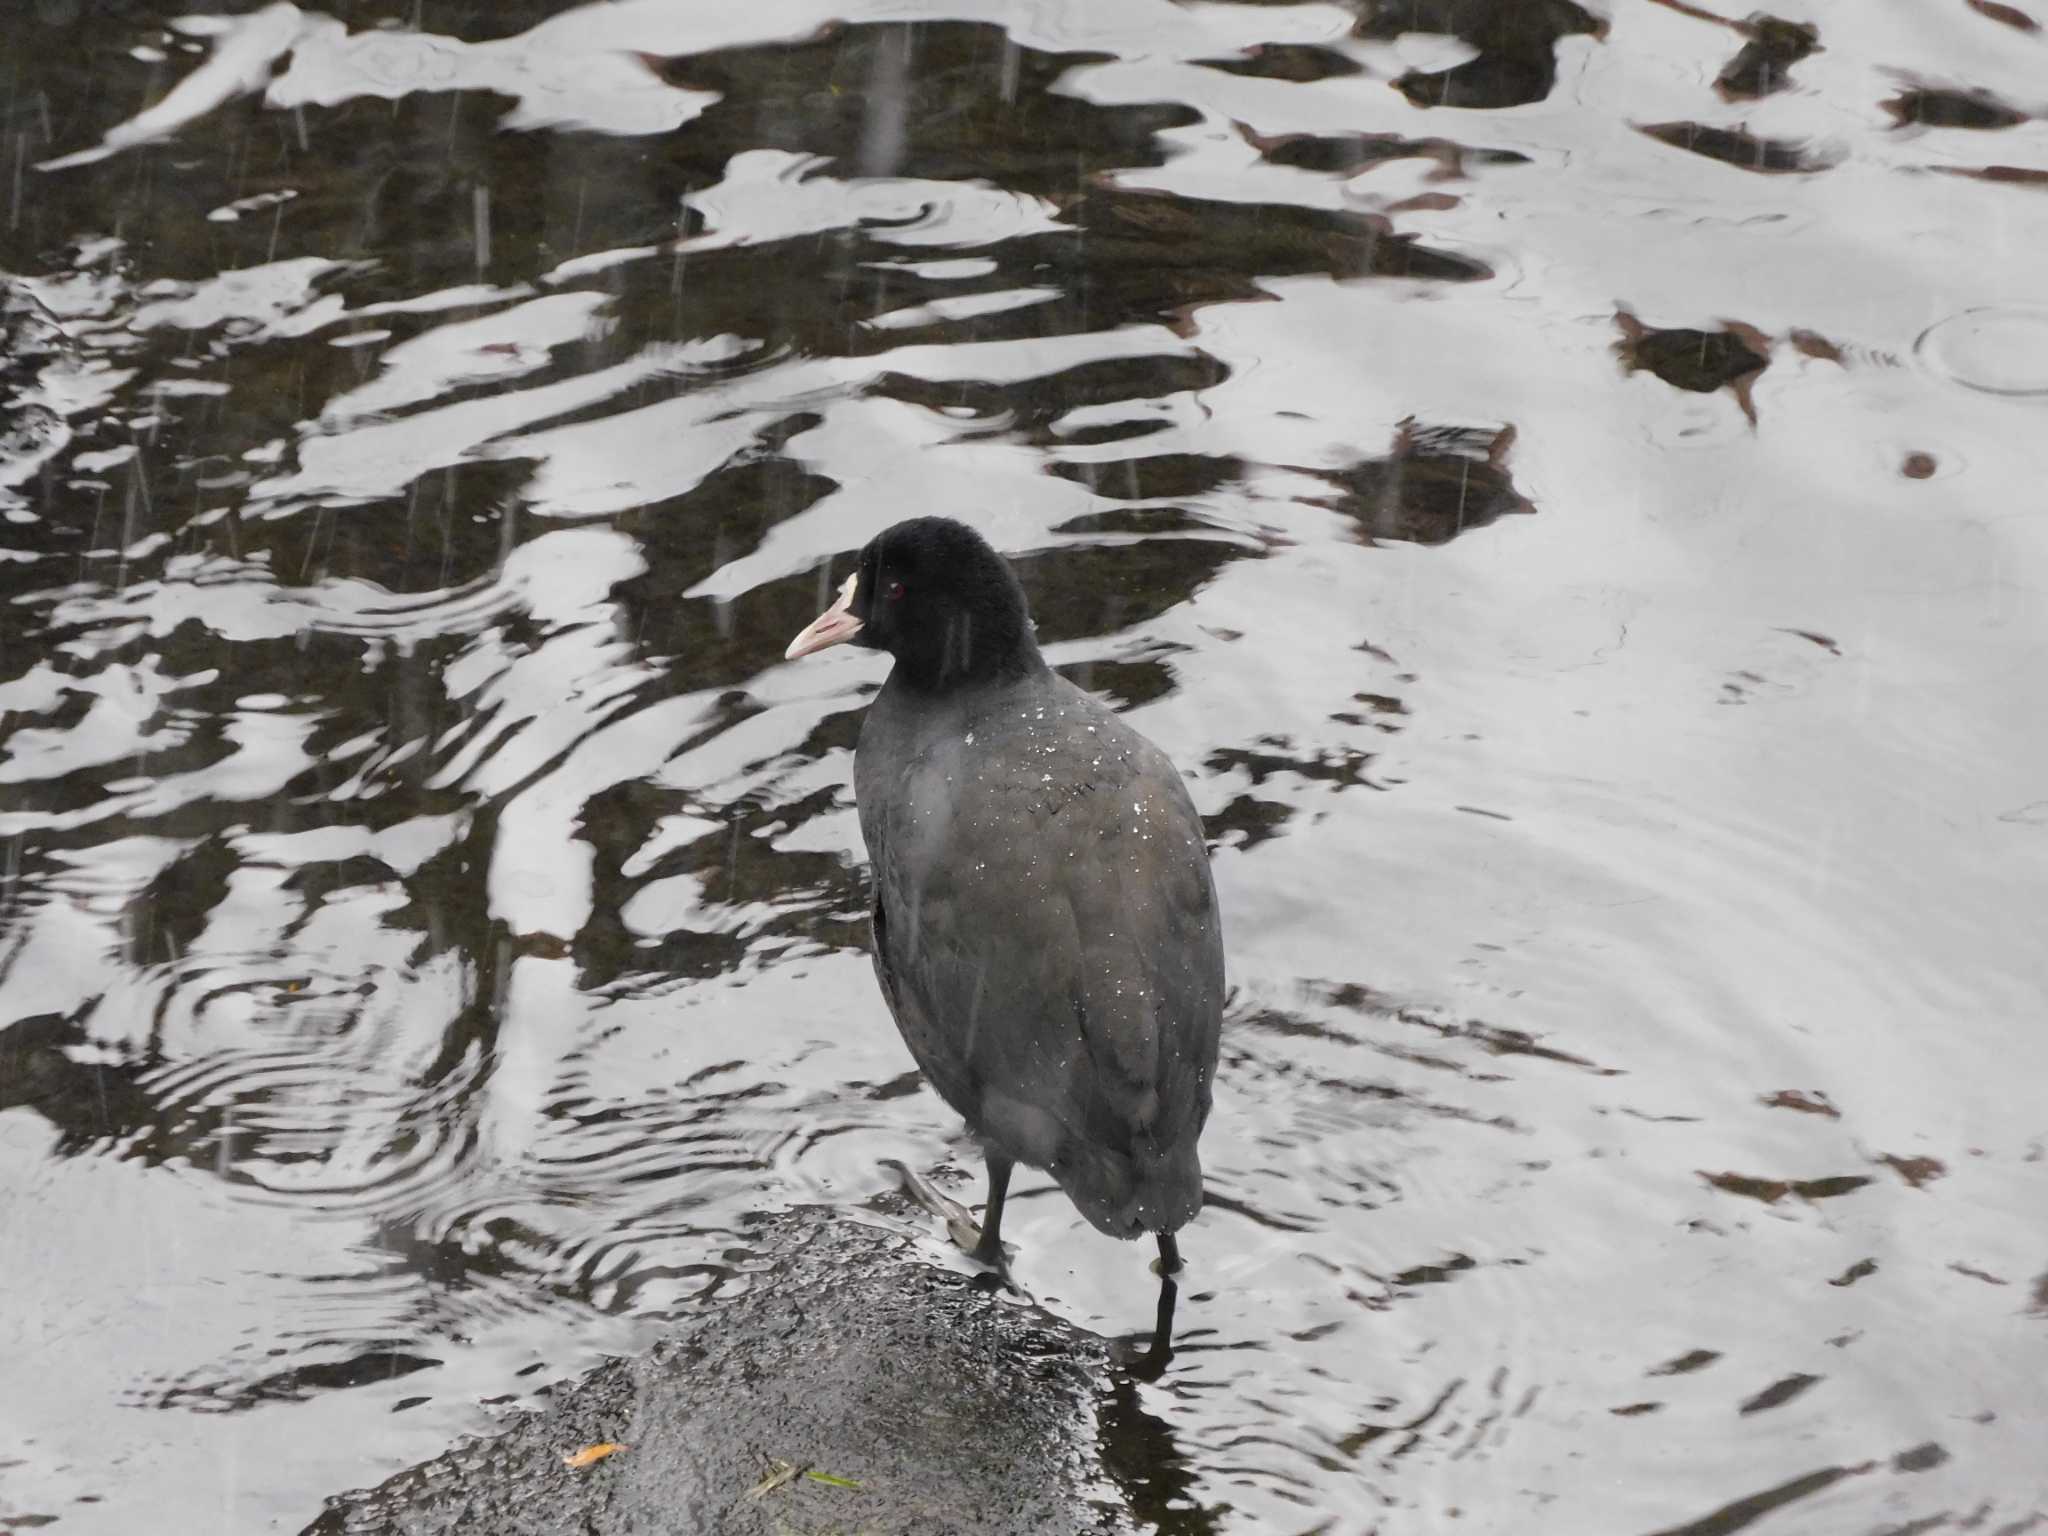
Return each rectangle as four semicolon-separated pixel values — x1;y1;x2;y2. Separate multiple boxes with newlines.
785;517;1044;692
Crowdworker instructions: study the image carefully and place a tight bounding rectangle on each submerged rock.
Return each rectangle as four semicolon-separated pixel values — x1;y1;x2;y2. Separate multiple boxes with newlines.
304;1207;1120;1536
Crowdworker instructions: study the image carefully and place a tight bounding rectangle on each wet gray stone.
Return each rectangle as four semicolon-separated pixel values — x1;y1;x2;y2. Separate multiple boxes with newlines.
303;1209;1123;1536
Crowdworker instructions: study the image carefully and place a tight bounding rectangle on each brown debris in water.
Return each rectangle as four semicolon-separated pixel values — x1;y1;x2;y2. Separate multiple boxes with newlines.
1880;1153;1947;1188
1700;1170;1873;1203
1649;1347;1721;1376
1950;1261;2009;1285
1739;1372;1821;1413
1901;452;1940;479
1637;120;1841;174
1303;420;1535;546
1934;164;2048;189
1389;1252;1477;1288
1893;1442;1950;1474
1776;629;1841;654
1235;122;1529;181
1885;87;2030;130
1965;0;2040;29
1761;1088;1839;1116
1789;329;1846;362
1716;16;1822;101
1330;691;1408;733
1385;192;1463;214
1616;310;1773;423
1828;1258;1878;1287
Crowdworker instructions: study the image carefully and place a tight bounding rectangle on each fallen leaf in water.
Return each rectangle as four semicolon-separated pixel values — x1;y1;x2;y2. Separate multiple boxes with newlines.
1894;1441;1951;1473
1700;1170;1872;1203
1965;0;2039;30
1636;121;1840;175
1648;1347;1721;1377
1715;16;1820;102
1880;1153;1947;1188
1739;1372;1821;1414
1883;87;2028;131
1614;308;1773;423
1789;328;1846;362
562;1442;627;1469
1761;1087;1840;1115
1933;163;2048;190
1949;1261;2008;1285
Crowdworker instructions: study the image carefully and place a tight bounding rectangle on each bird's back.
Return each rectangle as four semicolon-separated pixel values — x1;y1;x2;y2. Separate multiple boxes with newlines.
857;670;1224;1238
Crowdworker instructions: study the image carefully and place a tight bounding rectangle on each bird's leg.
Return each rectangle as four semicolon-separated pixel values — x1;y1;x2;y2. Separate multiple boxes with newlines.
967;1153;1013;1267
1115;1232;1183;1378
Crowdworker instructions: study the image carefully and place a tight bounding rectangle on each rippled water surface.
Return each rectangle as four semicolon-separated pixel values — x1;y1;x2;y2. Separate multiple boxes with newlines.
4;0;2047;1530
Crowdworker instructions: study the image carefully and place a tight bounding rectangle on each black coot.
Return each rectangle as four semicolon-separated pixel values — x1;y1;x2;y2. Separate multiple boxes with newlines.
785;517;1225;1286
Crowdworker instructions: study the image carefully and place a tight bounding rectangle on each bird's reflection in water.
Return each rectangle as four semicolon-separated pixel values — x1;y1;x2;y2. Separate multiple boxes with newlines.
919;1149;1211;1534
1099;1276;1218;1536
1120;1267;1180;1383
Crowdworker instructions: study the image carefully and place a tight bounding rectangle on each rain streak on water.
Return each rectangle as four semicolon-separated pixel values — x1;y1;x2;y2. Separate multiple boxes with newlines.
3;0;2047;1531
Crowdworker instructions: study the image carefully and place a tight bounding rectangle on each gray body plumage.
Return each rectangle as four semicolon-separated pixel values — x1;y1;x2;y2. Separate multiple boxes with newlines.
856;666;1224;1239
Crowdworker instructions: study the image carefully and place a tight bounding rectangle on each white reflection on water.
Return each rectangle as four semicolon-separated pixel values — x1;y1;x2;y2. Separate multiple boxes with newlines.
3;0;2047;1530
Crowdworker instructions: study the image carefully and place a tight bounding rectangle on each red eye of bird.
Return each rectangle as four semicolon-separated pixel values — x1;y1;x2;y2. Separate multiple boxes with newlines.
883;579;906;602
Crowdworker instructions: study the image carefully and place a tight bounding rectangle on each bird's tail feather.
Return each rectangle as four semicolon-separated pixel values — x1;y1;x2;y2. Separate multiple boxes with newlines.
1057;1139;1203;1240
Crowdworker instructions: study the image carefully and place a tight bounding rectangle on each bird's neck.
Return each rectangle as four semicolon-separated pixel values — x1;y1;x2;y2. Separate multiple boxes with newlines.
889;609;1046;695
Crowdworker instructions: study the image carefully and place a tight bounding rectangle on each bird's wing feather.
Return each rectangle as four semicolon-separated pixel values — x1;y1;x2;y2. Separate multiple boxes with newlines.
866;696;1222;1176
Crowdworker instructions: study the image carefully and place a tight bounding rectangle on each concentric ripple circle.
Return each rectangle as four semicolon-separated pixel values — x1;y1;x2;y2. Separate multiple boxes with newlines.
1915;305;2048;396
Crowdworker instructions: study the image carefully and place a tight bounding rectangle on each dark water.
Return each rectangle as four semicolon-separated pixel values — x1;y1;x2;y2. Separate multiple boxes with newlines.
4;1;2047;1530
